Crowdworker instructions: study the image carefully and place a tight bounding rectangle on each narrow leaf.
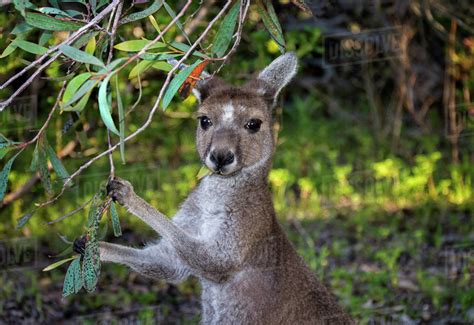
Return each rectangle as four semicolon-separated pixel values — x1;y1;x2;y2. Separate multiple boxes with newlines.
110;202;122;237
38;7;72;17
59;44;105;67
114;76;126;164
12;39;48;55
257;0;285;52
114;39;166;52
128;60;153;80
63;89;92;112
120;0;163;24
61;72;92;106
162;60;202;110
46;144;71;185
25;12;82;31
98;75;120;135
0;44;17;59
0;150;22;201
38;137;52;194
83;238;100;292
16;211;35;229
39;31;53;46
43;255;77;272
85;36;96;55
212;1;240;58
62;79;98;108
62;256;82;297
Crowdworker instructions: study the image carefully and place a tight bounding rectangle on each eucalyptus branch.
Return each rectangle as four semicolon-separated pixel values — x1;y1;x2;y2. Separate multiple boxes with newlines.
34;0;235;210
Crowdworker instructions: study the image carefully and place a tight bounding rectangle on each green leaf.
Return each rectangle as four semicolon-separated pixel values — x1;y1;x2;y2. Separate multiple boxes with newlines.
163;2;190;44
169;41;207;58
16;211;35;229
120;0;163;25
25;12;82;31
257;0;285;52
148;15;161;34
83;237;100;293
128;60;153;80
12;39;48;55
196;165;212;180
61;72;91;106
110;202;122;237
0;150;22;201
29;142;39;172
162;59;202;110
59;44;105;67
62;79;98;108
152;61;172;72
37;7;71;17
46;144;71;186
0;147;12;160
43;255;78;272
98;75;120;136
62;256;82;297
85;36;96;55
114;39;166;52
212;1;240;58
114;76;126;164
14;0;36;15
63;89;92;112
0;44;17;59
39;31;53;46
11;22;34;35
140;52;181;61
37;137;52;194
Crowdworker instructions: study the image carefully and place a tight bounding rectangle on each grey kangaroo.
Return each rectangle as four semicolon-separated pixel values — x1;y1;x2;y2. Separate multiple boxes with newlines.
85;53;353;324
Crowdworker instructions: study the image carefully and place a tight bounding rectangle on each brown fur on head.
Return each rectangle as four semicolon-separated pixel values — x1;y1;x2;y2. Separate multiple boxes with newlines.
193;53;298;176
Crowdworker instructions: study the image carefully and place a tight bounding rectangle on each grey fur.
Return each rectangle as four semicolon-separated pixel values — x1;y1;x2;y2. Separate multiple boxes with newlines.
102;53;354;324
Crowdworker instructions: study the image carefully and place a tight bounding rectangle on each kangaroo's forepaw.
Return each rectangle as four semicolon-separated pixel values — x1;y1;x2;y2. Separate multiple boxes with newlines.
73;236;87;257
107;177;133;206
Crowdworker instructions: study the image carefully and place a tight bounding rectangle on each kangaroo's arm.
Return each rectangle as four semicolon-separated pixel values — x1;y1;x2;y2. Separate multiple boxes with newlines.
107;178;236;280
98;241;191;283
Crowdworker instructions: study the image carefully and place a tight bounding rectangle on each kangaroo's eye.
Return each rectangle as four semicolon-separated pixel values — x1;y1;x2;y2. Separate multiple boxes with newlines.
199;116;212;130
245;119;262;133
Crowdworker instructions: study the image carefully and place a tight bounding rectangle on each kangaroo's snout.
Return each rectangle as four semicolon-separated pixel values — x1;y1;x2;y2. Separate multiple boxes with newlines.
210;149;235;169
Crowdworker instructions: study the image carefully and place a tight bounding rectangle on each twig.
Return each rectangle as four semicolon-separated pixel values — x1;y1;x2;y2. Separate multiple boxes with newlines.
47;196;94;225
14;79;68;149
35;0;235;210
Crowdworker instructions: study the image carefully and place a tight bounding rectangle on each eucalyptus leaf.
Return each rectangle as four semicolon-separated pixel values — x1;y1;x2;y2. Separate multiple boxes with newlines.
62;256;82;297
114;76;126;164
98;75;120;135
62;79;98;108
12;39;48;55
114;40;166;52
120;0;163;25
59;44;105;67
25;12;82;31
0;150;23;201
162;59;202;110
46;144;71;186
16;211;35;229
43;255;78;272
61;72;91;105
212;1;241;58
110;202;122;237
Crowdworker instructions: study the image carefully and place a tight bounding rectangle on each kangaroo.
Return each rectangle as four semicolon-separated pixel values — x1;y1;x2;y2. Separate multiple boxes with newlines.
77;53;353;324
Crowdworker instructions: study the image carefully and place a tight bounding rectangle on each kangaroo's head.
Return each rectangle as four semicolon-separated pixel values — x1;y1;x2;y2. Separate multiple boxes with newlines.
193;52;298;177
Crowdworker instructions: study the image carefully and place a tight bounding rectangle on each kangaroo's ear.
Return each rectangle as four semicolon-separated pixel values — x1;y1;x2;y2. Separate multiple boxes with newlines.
255;52;298;106
192;77;227;104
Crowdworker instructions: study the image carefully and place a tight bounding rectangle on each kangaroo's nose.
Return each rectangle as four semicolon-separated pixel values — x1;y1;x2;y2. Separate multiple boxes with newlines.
210;150;235;169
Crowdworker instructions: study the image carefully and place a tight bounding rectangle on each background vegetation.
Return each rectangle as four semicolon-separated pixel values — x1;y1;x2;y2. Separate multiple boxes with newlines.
0;0;473;323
